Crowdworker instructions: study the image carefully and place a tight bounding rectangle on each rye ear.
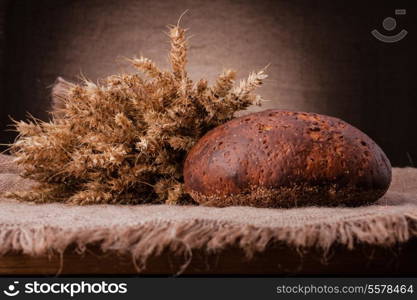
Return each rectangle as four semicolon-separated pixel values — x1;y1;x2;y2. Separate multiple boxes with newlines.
51;77;75;116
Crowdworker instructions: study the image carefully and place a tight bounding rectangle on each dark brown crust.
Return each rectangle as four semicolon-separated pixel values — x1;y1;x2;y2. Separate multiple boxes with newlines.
184;109;392;207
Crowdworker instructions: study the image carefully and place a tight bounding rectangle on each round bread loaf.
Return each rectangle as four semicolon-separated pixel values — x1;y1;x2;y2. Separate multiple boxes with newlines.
184;110;391;208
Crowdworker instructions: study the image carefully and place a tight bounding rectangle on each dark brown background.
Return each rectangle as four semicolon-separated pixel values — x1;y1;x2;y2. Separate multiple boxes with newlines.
0;0;416;166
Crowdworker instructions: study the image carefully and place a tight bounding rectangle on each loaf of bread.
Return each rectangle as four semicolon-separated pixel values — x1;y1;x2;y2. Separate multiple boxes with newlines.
184;110;391;207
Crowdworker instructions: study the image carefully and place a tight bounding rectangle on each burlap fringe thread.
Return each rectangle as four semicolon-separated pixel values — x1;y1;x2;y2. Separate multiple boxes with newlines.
1;212;417;274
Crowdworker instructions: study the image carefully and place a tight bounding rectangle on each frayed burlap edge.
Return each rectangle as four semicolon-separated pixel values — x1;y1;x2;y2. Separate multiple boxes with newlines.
1;211;417;273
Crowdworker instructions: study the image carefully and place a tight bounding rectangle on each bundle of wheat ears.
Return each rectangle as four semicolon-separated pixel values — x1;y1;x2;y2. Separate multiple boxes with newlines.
6;22;267;205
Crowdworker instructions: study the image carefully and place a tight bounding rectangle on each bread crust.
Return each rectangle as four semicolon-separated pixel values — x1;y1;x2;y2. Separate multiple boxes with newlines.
184;109;392;207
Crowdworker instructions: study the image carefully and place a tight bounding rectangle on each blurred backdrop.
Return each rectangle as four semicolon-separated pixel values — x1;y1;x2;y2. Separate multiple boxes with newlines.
0;0;416;166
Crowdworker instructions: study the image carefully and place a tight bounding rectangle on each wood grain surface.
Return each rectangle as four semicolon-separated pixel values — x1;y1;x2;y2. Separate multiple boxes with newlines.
1;240;416;275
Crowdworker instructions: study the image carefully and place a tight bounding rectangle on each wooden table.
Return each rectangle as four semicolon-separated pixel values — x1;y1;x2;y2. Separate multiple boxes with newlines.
1;239;416;276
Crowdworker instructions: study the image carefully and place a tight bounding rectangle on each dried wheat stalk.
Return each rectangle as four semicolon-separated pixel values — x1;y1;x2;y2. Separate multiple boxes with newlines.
6;23;267;205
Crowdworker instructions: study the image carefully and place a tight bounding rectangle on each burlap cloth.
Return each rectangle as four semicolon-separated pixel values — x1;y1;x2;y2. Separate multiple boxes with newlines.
1;154;417;270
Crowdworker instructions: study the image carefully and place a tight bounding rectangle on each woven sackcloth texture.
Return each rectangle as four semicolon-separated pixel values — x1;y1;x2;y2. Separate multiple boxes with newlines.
1;154;417;269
